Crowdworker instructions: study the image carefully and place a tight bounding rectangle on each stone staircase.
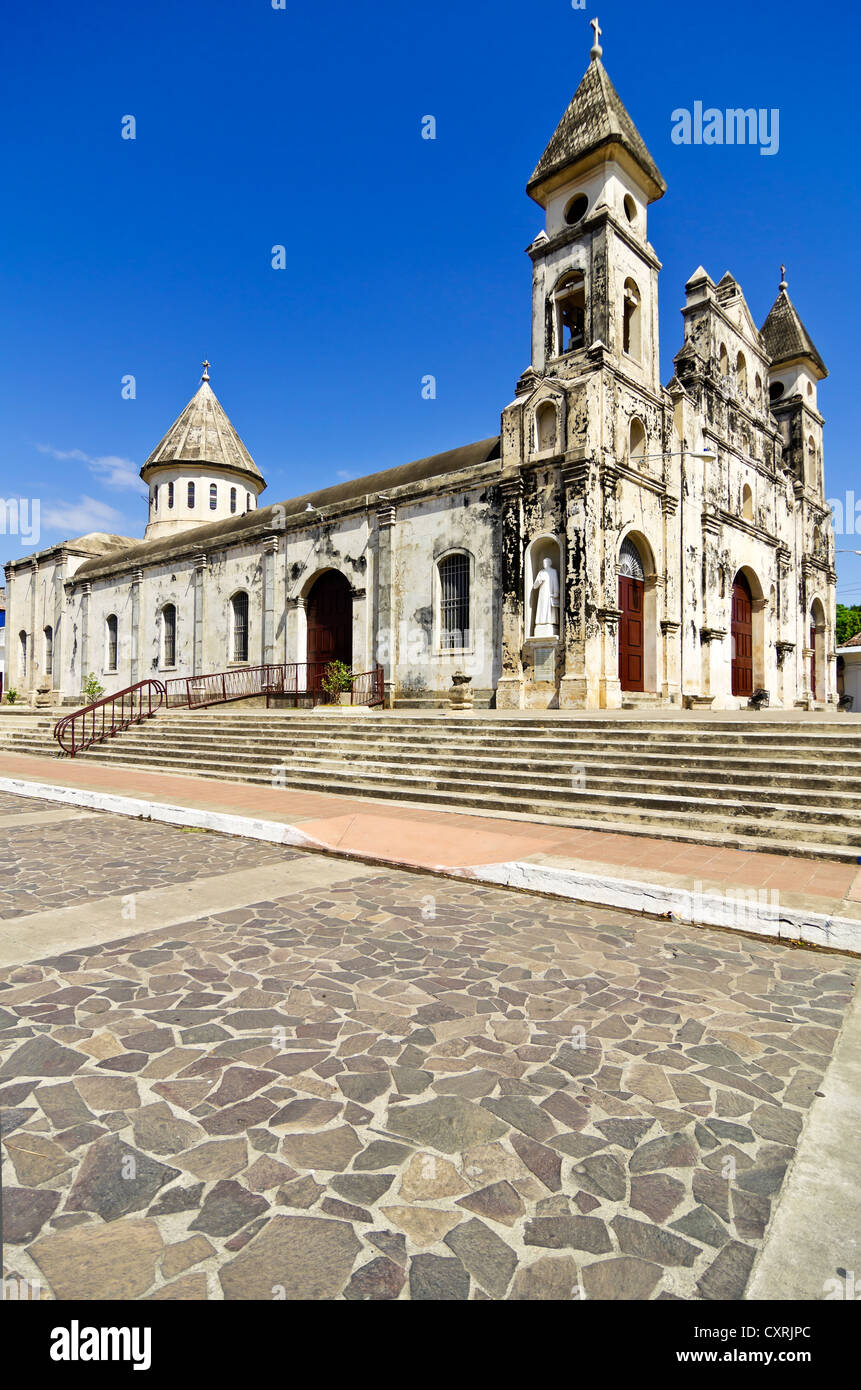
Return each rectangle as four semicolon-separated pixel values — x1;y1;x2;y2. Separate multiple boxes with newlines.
1;709;861;862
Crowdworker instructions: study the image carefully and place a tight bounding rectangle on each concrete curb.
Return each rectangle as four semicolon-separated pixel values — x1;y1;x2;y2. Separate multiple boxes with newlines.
3;775;859;956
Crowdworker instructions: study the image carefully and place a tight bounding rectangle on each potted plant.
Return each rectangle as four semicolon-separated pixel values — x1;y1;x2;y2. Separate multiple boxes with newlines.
320;660;353;706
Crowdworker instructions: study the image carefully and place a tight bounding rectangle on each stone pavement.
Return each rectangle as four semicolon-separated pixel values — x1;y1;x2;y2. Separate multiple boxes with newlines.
2;750;860;953
1;794;858;1301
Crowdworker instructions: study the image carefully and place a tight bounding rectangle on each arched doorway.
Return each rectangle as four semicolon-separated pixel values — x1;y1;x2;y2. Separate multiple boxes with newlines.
618;537;645;692
731;572;753;697
306;571;353;674
810;598;826;702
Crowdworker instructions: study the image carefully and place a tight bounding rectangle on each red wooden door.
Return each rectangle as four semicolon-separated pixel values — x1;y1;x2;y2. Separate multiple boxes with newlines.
810;625;816;699
307;573;353;689
618;575;645;692
731;576;753;697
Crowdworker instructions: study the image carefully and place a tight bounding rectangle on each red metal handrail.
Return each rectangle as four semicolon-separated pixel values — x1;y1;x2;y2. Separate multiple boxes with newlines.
164;663;385;710
54;679;166;757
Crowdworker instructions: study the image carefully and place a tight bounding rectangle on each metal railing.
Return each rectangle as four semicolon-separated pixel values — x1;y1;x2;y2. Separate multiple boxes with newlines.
54;679;166;756
164;663;385;710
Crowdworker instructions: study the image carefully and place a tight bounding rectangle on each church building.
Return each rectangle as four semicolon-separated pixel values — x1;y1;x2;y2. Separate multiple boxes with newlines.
4;29;836;712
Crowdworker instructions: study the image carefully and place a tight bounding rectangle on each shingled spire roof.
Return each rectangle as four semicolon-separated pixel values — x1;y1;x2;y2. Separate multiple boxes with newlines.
140;365;265;486
527;56;667;205
761;282;828;379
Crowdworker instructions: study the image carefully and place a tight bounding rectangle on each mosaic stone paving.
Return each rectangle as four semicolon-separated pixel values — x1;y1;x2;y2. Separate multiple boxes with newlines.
0;814;291;919
1;824;856;1301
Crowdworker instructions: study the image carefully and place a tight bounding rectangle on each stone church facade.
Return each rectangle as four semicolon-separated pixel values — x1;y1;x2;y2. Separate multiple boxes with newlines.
5;39;836;712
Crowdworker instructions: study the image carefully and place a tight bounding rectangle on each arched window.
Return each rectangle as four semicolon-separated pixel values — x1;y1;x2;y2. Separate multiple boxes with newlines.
106;614;118;671
719;344;729;376
769;380;785;403
618;536;645;581
807;436;818;486
43;626;53;677
736;352;747;395
18;630;27;678
438;553;471;651
629;418;647;465
152;486;158;512
755;373;763;405
553;273;586;355
210;483;218;510
246;491;253;512
231;592;249;663
535;401;557;453
230;487;237;515
742;484;753;520
622;278;641;358
168;481;175;509
187;481;195;509
161;604;176;667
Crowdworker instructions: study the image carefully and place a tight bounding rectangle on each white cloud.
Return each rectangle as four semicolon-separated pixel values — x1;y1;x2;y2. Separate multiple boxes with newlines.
35;444;146;495
41;496;129;537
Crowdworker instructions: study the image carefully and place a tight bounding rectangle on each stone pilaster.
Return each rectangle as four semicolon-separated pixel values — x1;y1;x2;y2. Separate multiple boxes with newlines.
559;460;590;708
192;553;207;674
129;567;143;685
597;605;622;709
261;537;279;665
376;504;397;707
80;581;92;697
495;477;525;709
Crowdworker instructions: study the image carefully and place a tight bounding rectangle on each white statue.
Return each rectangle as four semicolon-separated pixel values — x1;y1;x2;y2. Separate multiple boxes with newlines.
532;556;560;637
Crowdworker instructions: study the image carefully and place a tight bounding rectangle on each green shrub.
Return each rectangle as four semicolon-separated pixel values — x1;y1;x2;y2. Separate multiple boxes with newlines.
4;688;20;704
320;660;353;703
83;673;105;704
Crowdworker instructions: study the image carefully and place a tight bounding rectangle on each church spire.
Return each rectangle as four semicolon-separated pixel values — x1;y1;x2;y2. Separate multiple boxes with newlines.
761;279;827;380
590;16;603;61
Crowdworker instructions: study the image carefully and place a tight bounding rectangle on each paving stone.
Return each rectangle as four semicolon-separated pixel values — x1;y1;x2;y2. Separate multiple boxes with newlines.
696;1240;757;1299
397;1152;470;1201
611;1216;700;1267
34;1081;94;1128
733;1165;787;1197
149;1183;206;1216
344;1256;406;1300
508;1255;579;1300
330;1173;395;1205
276;1176;325;1209
444;1218;517;1299
146;1272;208;1300
510;1134;562;1192
431;1069;496;1098
628;1132;699;1173
336;1072;391;1103
732;1189;771;1241
571;1153;627;1202
594;1118;655;1149
3;1133;76;1186
670;1204;730;1248
245;1155;299;1192
189;1180;269;1237
181;1139;249;1182
481;1097;557;1142
270;1099;342;1129
2;1187;61;1243
162;1234;215;1279
207;1066;278;1106
30;1218;163;1300
457;1181;525;1228
0;1035;85;1077
131;1103;204;1156
353;1140;414;1171
220;1215;362;1300
581;1256;663;1301
280;1125;362;1172
749;1105;803;1145
691;1169;731;1222
66;1136;180;1220
384;1096;507;1154
201;1097;278;1136
409;1253;470;1301
74;1075;140;1111
381;1205;462;1247
705;1119;755;1145
523;1214;612;1254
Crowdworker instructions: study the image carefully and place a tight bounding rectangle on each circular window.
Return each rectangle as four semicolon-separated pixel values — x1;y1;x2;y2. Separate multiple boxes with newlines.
623;194;637;224
564;194;589;226
769;382;785;403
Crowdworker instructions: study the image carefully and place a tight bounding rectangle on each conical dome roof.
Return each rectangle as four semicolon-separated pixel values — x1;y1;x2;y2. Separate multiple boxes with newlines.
761;287;827;379
140;366;264;487
527;57;666;205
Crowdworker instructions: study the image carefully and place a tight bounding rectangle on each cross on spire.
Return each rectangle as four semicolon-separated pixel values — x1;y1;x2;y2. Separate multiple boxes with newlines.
590;16;603;60
779;265;788;291
201;359;211;382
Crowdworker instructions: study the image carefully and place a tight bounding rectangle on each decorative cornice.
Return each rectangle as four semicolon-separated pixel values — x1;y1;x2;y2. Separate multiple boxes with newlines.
700;626;726;644
377;504;397;530
660;619;681;634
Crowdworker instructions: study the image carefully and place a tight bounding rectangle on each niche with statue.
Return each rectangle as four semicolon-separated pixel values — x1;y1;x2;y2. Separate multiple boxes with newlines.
525;536;562;642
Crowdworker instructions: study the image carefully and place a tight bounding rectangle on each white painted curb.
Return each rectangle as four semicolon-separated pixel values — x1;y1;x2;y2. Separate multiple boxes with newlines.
2;775;859;955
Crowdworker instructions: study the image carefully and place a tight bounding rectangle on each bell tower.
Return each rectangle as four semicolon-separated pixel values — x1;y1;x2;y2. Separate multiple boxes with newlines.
523;19;667;394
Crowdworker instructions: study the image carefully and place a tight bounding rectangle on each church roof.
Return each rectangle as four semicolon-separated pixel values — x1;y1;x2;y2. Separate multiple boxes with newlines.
140;367;264;487
761;288;827;379
75;435;502;583
527;57;666;205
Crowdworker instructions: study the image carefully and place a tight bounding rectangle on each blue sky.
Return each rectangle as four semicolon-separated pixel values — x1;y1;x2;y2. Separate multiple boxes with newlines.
2;0;859;596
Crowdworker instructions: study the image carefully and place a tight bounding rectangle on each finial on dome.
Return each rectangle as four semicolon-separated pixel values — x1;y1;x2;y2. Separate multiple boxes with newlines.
590;17;603;60
201;359;211;383
779;265;788;292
